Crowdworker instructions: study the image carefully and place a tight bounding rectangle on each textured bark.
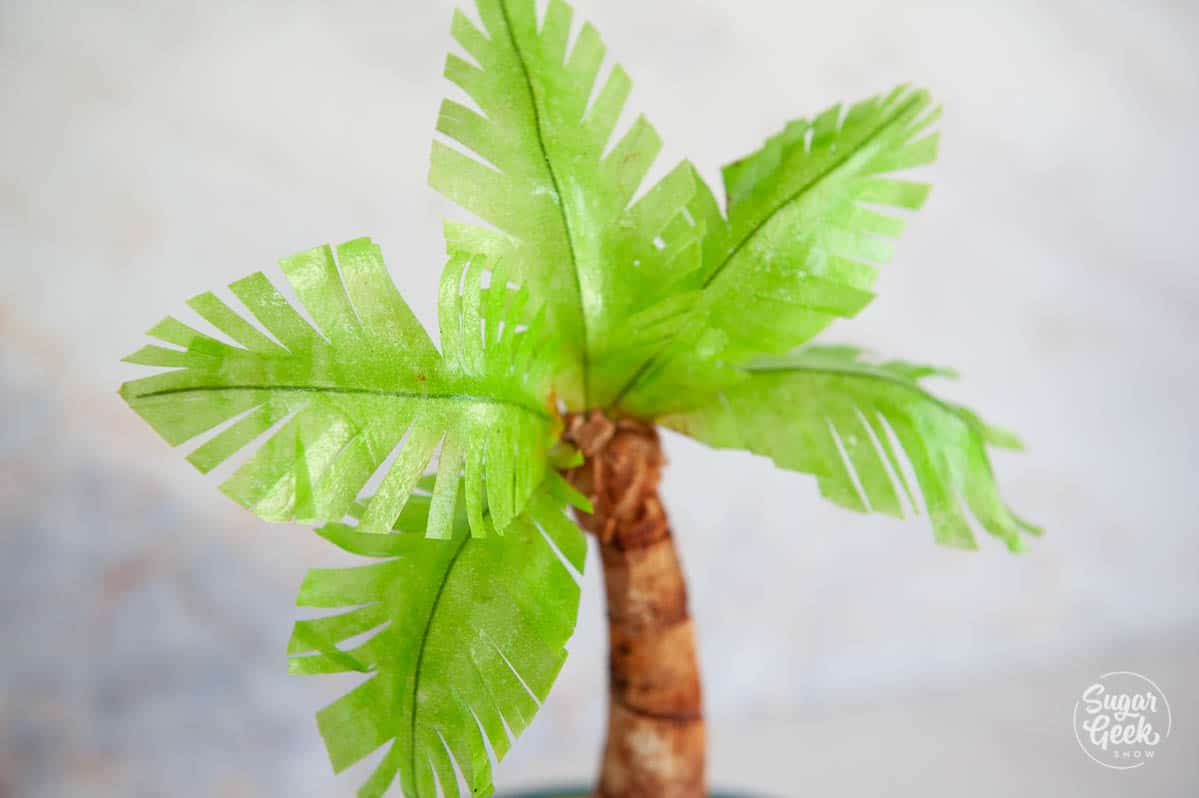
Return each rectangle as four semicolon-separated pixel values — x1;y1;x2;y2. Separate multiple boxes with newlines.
563;411;705;798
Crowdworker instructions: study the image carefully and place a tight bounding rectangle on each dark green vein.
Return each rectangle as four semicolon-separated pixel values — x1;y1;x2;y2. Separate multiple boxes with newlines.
408;533;472;786
497;0;591;405
742;361;969;427
700;92;925;290
125;383;551;421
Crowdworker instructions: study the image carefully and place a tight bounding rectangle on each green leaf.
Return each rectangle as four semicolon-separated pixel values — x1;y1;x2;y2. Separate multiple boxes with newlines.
430;0;703;408
288;481;587;798
618;86;940;415
111;1;1042;794
119;237;558;538
660;346;1039;551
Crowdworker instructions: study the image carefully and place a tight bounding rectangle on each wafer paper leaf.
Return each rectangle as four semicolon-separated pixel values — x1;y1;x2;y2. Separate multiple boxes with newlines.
431;0;704;407
661;346;1038;551
120;238;558;538
288;477;586;797
620;87;940;415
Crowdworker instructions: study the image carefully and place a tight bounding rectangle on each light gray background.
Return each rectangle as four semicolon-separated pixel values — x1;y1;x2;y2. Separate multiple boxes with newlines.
2;0;1197;795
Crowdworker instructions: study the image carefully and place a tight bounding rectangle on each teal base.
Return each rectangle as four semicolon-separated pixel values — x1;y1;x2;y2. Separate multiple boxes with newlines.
499;788;762;798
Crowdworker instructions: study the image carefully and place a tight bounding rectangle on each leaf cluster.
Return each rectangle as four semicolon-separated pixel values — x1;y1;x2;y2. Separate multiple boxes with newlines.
119;1;1037;794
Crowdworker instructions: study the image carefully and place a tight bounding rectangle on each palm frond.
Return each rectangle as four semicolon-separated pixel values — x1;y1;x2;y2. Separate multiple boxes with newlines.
430;0;702;407
120;238;558;538
661;346;1038;551
288;476;587;797
619;86;939;414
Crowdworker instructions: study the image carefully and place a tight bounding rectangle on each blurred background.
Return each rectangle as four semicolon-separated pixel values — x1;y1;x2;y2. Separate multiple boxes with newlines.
2;0;1197;795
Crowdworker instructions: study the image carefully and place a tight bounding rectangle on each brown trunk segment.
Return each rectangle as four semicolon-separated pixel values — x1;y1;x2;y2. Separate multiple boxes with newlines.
563;411;705;798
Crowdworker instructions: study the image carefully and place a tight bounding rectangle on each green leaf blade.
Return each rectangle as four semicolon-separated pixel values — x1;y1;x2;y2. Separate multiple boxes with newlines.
119;238;556;539
429;0;701;408
661;346;1035;551
292;482;587;797
618;87;941;416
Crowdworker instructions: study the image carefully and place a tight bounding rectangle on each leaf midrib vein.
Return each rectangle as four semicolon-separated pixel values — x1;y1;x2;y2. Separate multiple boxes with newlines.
700;93;924;291
497;0;590;405
744;361;962;420
130;384;550;420
408;533;472;786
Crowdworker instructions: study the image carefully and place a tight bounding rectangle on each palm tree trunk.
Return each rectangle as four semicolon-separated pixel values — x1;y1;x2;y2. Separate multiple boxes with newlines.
563;411;705;798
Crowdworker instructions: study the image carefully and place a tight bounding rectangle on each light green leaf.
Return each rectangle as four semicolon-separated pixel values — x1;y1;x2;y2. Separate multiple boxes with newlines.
120;237;558;538
430;0;703;407
288;480;586;798
115;4;1042;795
618;86;940;415
661;346;1039;551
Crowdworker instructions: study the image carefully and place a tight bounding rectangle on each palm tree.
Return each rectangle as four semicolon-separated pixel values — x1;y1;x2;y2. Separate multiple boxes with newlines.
118;1;1036;796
